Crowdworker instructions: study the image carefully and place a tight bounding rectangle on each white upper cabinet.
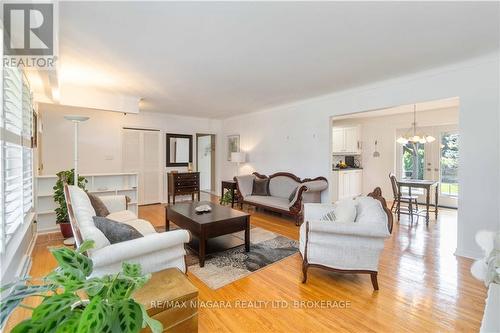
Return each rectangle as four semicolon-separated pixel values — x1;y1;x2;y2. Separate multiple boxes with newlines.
332;126;361;155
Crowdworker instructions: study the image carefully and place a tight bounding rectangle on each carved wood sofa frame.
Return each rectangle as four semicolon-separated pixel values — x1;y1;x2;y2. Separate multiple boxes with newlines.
301;187;394;290
234;172;328;226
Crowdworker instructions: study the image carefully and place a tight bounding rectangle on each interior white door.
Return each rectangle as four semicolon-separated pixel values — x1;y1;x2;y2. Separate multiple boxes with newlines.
122;129;161;205
197;135;212;191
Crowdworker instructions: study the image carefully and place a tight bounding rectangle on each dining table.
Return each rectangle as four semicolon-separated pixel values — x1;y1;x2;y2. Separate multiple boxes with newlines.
397;179;439;224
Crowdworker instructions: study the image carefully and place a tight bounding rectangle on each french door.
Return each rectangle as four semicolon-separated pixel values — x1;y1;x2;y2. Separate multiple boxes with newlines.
396;125;459;208
122;128;162;205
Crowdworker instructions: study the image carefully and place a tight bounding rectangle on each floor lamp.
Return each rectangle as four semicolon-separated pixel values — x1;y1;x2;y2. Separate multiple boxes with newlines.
63;115;89;245
64;115;90;185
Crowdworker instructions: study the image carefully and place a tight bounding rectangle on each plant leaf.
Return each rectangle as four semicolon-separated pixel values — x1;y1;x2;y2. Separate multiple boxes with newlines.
84;278;106;297
55;309;83;333
50;247;93;277
108;279;135;301
76;240;95;254
122;262;142;278
0;284;56;328
139;303;163;333
32;292;79;321
10;319;36;333
46;267;85;292
77;296;110;333
0;298;22;329
112;299;143;333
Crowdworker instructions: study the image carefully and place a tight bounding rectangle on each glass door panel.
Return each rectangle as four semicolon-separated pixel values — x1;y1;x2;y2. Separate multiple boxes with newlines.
439;131;459;207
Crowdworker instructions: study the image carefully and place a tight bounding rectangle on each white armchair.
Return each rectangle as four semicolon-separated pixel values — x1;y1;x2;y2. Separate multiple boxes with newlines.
299;188;393;290
64;185;190;277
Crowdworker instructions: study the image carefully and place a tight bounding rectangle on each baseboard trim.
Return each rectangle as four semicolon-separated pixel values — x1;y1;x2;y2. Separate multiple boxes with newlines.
454;247;483;260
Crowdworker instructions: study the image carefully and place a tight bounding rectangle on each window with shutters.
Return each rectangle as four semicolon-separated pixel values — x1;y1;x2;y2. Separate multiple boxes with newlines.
1;67;35;252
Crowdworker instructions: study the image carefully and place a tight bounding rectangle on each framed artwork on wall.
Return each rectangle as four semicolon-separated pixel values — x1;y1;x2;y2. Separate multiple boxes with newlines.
227;135;240;161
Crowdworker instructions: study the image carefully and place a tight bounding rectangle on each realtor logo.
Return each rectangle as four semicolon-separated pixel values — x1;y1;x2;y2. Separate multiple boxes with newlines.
4;3;54;55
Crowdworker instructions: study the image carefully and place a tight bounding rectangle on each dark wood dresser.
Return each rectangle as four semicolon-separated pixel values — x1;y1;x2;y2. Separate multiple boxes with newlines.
167;172;200;204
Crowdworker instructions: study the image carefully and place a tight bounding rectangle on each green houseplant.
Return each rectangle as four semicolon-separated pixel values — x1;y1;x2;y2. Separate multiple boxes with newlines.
220;190;234;205
0;240;162;333
53;169;87;238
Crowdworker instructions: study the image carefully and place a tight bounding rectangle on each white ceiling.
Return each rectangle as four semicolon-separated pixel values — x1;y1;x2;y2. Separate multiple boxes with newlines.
37;1;499;118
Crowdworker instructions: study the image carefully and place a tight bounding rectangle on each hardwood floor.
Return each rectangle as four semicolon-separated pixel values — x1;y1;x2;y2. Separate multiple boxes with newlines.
7;195;486;332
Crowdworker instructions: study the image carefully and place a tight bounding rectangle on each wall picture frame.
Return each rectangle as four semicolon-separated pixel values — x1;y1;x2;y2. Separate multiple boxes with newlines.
227;135;240;161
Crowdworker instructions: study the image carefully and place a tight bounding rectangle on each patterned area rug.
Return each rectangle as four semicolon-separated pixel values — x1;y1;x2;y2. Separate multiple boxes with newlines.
187;227;298;289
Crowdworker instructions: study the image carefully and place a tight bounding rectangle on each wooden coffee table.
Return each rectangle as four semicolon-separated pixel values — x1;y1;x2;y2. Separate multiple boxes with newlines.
165;201;250;267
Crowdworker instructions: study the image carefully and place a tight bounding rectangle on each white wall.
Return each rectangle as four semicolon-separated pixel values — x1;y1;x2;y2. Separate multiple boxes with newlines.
220;53;500;259
39;104;222;201
333;107;459;197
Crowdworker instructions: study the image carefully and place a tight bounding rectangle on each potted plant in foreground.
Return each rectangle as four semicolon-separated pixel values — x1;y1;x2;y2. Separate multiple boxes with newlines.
53;169;87;238
0;240;162;333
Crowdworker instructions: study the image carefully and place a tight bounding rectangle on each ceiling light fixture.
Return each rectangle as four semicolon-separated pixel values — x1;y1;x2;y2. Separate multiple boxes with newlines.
396;104;435;145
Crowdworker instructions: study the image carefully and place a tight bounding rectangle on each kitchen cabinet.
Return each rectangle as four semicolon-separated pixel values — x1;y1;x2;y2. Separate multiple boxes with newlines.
332;126;361;155
330;169;363;202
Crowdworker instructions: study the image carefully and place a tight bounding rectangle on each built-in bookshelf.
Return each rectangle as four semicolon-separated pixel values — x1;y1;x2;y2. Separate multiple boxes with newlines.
36;173;138;233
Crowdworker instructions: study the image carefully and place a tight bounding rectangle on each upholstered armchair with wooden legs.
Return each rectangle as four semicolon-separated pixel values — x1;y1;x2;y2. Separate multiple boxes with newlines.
299;188;393;290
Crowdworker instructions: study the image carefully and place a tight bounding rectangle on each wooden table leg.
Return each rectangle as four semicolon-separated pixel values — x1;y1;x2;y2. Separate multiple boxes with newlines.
165;207;170;231
199;234;206;268
231;188;235;208
435;184;439;219
220;183;224;204
396;184;401;221
425;186;430;225
244;217;250;252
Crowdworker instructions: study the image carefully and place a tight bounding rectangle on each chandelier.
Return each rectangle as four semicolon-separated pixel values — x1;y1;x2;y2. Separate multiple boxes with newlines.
396;104;436;144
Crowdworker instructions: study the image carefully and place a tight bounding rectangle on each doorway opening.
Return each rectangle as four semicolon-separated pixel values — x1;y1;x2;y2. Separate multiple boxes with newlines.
329;97;460;209
196;134;216;193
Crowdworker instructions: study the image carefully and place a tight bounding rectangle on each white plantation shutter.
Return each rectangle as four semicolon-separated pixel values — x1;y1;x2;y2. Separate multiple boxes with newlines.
1;67;34;251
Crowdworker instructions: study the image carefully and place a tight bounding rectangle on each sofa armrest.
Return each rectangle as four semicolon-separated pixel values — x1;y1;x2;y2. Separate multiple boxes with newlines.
98;195;127;213
288;179;329;208
306;220;390;238
289;184;309;207
90;229;190;268
302;179;328;192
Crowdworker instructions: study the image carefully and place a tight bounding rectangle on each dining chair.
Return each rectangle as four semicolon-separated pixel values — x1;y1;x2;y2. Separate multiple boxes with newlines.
389;173;419;223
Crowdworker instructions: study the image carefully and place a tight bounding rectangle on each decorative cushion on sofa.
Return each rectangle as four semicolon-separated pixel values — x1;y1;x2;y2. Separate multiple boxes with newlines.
320;210;336;222
87;193;110;217
252;178;270;196
93;216;143;244
106;210;157;235
354;196;387;225
333;198;357;223
68;186;110;251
